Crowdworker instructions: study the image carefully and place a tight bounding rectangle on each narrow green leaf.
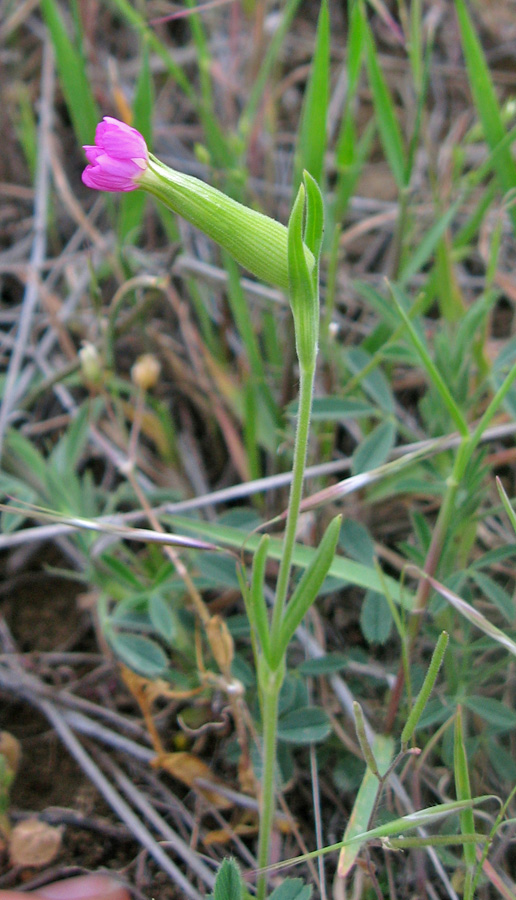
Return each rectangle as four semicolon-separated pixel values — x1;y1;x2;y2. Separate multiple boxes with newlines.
455;0;516;234
0;479;38;534
166;515;413;609
497;477;516;536
41;0;99;144
386;833;488;850
302;170;325;265
250;534;272;661
224;252;268;385
398;196;463;286
408;0;423;90
362;11;407;189
342;796;491;845
454;707;476;897
274;515;342;664
239;0;303;141
261;796;495;875
184;0;232;168
388;281;469;436
4;429;49;490
108;0;194;101
293;0;330;190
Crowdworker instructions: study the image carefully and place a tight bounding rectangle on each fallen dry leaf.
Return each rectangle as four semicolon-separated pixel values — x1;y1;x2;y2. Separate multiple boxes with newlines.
153;751;232;808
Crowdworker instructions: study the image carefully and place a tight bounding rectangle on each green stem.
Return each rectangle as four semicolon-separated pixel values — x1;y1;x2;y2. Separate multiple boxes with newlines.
270;362;316;644
256;361;316;899
256;662;284;900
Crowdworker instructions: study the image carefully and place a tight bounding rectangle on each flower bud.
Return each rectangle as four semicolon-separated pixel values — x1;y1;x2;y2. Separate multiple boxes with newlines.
82;117;314;290
79;342;103;385
82;117;148;192
131;354;161;391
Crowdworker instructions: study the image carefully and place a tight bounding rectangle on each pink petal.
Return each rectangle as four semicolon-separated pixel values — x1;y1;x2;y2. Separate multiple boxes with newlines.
97;117;147;159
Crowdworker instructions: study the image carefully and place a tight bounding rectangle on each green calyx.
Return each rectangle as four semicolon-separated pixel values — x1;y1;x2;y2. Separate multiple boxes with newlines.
139;156;315;291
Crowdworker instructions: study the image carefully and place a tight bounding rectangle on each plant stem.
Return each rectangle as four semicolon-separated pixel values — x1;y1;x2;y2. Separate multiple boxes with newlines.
270;362;316;643
256;360;316;899
256;662;284;900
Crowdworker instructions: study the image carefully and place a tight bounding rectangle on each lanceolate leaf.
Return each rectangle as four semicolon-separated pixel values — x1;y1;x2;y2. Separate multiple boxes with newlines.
274;515;341;664
167;515;413;609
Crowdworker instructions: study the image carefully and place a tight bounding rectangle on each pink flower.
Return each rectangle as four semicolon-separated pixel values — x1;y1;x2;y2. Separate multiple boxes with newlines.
82;117;148;192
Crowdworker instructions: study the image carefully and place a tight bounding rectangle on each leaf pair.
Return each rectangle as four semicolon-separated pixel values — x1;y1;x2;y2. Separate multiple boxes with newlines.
247;515;341;671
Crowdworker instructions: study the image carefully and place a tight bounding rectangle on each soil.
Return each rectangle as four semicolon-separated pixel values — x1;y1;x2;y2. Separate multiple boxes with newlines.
0;557;165;898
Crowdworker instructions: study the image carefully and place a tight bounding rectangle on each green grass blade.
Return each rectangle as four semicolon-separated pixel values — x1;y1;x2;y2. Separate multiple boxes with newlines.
398;195;463;286
388;281;469;436
292;0;330;191
184;0;233;169
331;0;368;224
41;0;99;144
408;0;423;91
259;797;494;876
108;0;195;102
239;0;303;142
362;9;407;190
223;253;279;429
497;477;516;536
454;0;516;233
454;706;476;900
223;253;268;384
